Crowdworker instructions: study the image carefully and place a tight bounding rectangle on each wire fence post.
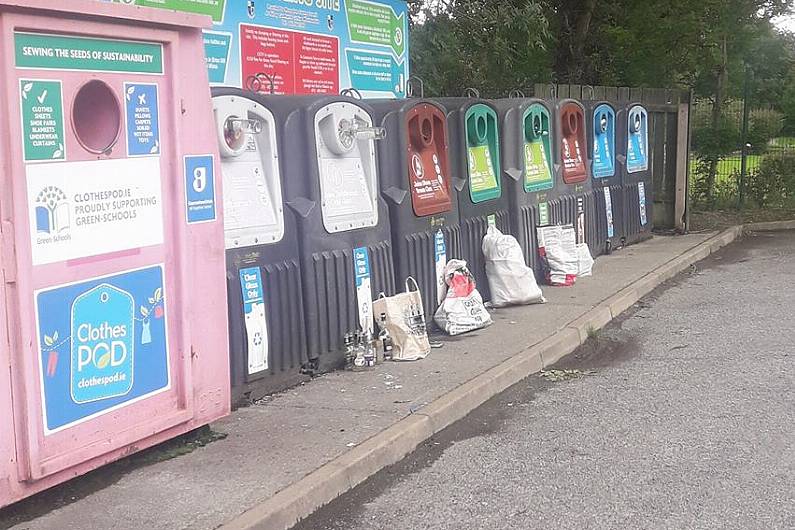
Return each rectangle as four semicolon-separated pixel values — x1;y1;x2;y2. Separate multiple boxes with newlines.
738;63;751;209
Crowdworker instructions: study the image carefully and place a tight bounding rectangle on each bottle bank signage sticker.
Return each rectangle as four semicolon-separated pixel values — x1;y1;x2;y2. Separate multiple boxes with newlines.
353;247;373;333
604;187;614;238
434;229;446;304
239;267;268;374
36;265;170;434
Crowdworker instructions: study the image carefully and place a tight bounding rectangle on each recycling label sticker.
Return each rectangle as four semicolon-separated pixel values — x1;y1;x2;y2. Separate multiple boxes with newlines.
468;145;500;202
36;265;170;434
524;139;553;192
638;181;648;226
240;266;268;374
434;229;447;304
604;187;614;238
124;83;160;157
20;79;65;162
353;247;373;334
539;202;549;225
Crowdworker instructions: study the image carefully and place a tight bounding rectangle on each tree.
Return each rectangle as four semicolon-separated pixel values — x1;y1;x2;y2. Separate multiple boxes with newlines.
410;0;551;96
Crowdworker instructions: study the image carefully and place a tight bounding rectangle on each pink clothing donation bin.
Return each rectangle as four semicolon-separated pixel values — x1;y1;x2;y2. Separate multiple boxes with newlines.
0;0;229;507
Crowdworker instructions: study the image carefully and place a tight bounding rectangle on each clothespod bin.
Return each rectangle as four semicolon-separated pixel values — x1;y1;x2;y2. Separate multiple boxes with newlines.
494;94;555;276
618;104;652;245
551;98;598;256
212;88;307;404
585;99;624;255
369;98;461;320
252;94;395;372
0;0;229;507
434;94;508;302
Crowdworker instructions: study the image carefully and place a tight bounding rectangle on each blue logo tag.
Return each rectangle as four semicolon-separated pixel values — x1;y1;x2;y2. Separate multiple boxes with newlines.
124;83;160;156
184;154;217;224
71;284;135;403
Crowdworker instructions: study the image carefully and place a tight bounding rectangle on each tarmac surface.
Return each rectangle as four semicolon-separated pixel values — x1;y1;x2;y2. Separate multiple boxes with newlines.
293;230;795;530
0;230;750;530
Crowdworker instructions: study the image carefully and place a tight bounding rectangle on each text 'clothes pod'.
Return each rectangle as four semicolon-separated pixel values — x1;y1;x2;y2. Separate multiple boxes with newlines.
212;88;308;404
434;95;509;302
369;98;461;321
619;103;652;245
0;0;229;507
494;95;556;277
550;98;599;257
586;100;625;255
250;94;395;372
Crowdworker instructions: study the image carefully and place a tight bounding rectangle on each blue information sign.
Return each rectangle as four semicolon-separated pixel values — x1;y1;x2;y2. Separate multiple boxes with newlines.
184;154;217;224
36;265;169;434
203;31;233;84
124;83;160;156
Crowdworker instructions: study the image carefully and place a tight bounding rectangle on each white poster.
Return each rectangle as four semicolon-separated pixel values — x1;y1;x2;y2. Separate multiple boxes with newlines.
27;157;164;265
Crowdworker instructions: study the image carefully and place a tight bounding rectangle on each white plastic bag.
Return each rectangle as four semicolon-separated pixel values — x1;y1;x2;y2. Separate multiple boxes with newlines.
433;259;493;335
536;225;579;286
372;277;431;361
482;226;545;307
577;243;594;277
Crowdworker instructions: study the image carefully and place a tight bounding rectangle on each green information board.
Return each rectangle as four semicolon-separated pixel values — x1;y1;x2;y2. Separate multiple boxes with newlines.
524;139;553;192
20;79;65;162
114;0;226;22
15;32;163;74
468;145;499;201
346;0;405;57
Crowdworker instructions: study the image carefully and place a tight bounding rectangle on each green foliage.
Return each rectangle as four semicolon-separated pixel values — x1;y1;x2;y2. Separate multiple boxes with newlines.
747;151;795;207
747;108;784;153
409;1;551;96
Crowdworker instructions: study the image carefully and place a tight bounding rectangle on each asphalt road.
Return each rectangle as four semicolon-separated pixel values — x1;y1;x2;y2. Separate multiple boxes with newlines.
293;230;795;530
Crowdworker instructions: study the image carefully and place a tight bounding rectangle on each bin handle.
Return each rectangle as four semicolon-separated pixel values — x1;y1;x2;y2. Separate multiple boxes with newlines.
549;85;557;99
508;89;525;99
583;85;595;100
407;76;425;98
463;87;480;98
405;276;420;293
341;88;363;99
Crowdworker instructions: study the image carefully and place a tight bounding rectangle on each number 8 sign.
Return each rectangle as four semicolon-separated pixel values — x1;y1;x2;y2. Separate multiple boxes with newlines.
184;154;216;224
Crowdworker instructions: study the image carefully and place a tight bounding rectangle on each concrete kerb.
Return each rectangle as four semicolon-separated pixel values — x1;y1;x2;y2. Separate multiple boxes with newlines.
220;226;743;530
744;219;795;232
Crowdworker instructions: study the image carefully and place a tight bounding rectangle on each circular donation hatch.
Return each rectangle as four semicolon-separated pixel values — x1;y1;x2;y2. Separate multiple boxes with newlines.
72;80;121;154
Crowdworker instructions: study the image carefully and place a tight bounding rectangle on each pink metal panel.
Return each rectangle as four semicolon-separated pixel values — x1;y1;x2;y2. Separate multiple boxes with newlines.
0;0;229;507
